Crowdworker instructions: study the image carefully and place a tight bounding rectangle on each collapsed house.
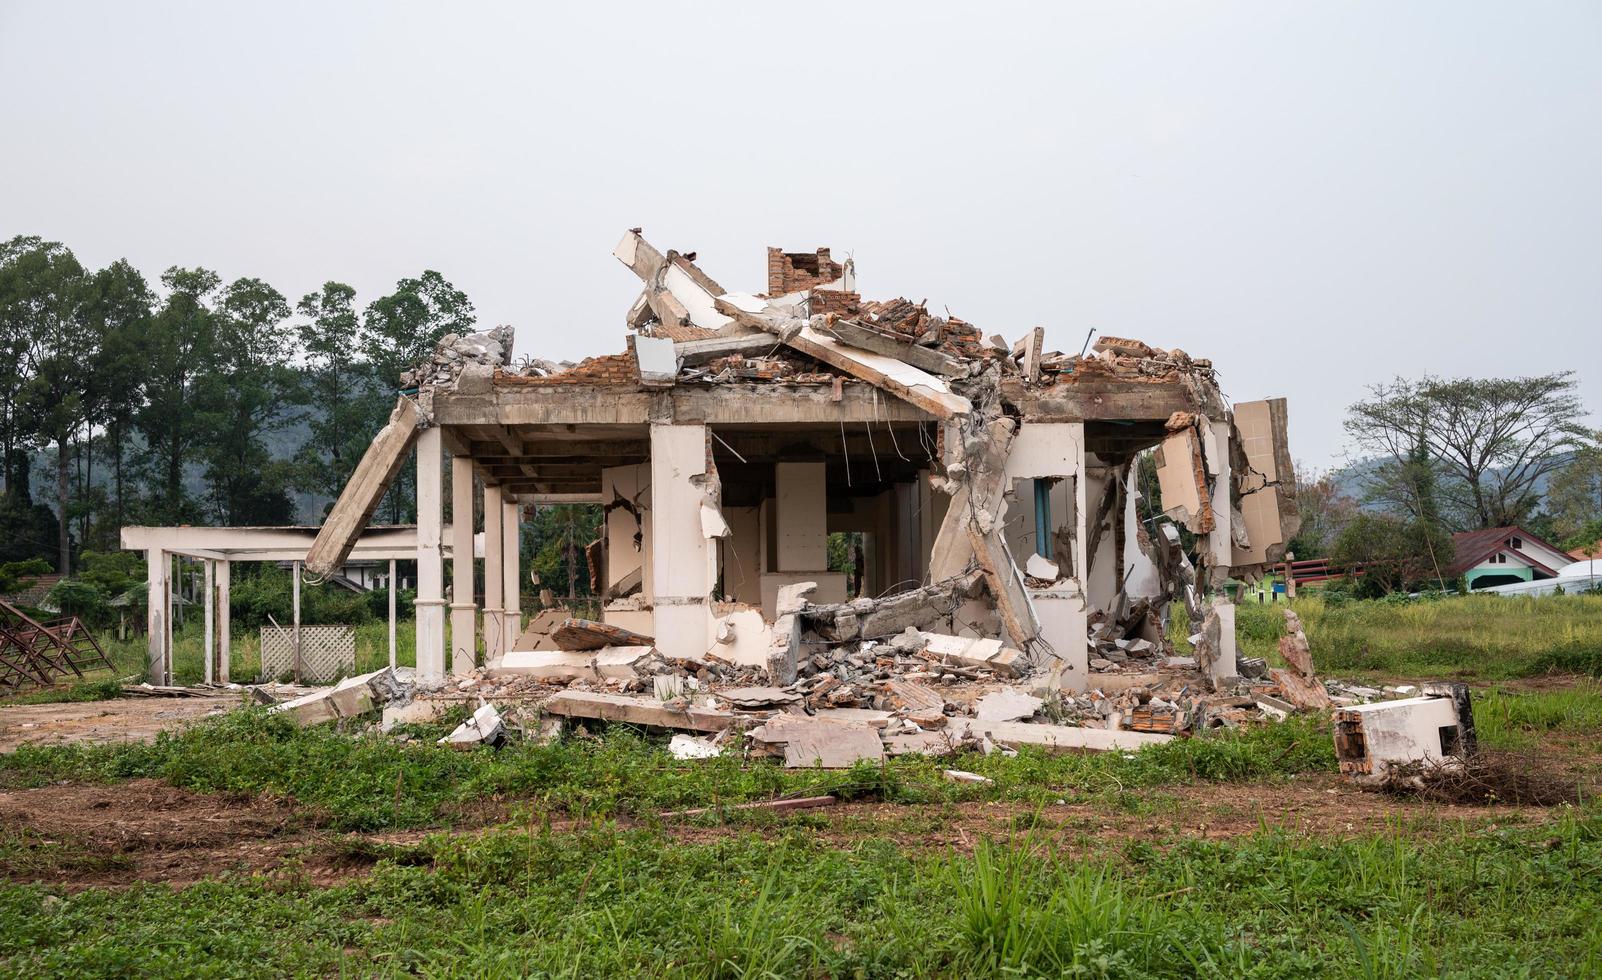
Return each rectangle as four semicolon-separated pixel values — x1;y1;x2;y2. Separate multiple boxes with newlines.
304;232;1301;750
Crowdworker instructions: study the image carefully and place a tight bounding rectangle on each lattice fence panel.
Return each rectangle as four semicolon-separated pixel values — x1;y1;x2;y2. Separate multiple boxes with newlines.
260;625;356;683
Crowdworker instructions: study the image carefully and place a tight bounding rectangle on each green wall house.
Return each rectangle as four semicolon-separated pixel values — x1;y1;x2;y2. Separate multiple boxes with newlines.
1449;526;1573;591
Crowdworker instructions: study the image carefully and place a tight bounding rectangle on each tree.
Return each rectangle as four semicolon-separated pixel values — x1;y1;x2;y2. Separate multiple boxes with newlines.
1286;465;1357;558
196;277;298;524
136;268;220;523
81;259;153;547
295;282;378;500
0;237;44;503
1545;430;1602;543
1346;373;1588;531
1329;513;1456;596
360;270;476;388
6;237;92;573
360;271;476;523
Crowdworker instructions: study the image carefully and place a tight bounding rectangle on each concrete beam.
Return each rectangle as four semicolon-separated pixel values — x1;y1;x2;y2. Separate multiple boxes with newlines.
306;396;421;577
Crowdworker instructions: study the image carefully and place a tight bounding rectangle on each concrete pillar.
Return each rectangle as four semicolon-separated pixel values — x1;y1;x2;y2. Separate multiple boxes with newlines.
502;497;522;652
482;482;505;663
450;456;477;676
1205;418;1234;588
650;423;713;661
414;425;446;679
145;548;168;685
387;558;397;669
1211;601;1238;685
202;559;214;685
291;559;303;682
216;559;231;683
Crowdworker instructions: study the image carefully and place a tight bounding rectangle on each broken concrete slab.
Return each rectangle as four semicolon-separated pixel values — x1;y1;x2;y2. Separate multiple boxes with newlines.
921;633;1023;677
438;703;506;749
269;667;408;727
748;714;886;768
717;686;804;710
1333;694;1469;781
668;733;723;759
948;717;1174;753
542;691;734;733
305;397;421;578
974;688;1044;723
551;618;654;652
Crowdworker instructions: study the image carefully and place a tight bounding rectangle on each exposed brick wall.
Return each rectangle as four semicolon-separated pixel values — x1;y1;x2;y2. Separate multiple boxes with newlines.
809;289;860;317
767;247;846;295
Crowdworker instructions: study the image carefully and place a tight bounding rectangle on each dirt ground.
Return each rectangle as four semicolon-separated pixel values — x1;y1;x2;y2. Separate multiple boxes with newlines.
0;694;241;753
0;773;1561;891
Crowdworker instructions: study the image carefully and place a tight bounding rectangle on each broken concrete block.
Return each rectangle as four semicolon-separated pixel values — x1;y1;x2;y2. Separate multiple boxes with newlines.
974;688;1044;723
269;667;408;727
438;703;506;749
380;699;450;732
921;633;1022;676
593;646;655;680
485;650;599;682
1024;553;1060;581
717;686;803;710
668;733;722;759
543;691;734;732
943;769;994;785
949;717;1174;753
551;618;654;652
748;715;886;769
1333;692;1473;782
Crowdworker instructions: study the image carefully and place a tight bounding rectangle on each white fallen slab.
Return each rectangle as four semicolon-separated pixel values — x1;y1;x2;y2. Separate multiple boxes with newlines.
949;718;1174;753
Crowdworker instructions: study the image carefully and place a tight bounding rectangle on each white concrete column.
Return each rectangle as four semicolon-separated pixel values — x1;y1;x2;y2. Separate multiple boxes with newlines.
216;559;231;683
1211;601;1238;684
650;423;713;661
414;425;447;679
1205;417;1234;588
291;559;303;682
145;548;167;684
386;558;397;669
502;497;521;652
482;482;505;663
450;455;477;676
203;559;215;685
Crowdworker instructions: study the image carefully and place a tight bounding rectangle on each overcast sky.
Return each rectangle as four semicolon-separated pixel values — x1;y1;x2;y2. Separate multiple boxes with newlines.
4;1;1599;470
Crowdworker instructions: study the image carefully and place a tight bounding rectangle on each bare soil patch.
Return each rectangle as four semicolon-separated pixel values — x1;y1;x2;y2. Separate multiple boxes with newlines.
0;694;239;752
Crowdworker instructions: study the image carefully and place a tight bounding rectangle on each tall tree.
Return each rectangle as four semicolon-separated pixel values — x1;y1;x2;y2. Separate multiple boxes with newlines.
1346;373;1587;530
7;237;92;573
361;271;476;522
360;270;476;387
1545;429;1602;543
81;259;153;547
0;237;44;503
136;268;220;523
197;277;298;525
295;282;376;501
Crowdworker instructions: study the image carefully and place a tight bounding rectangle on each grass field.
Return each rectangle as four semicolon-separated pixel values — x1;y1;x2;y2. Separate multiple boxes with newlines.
2;594;1600;976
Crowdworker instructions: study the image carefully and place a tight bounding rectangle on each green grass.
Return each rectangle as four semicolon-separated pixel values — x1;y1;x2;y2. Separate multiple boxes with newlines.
1175;593;1602;683
3;809;1601;977
1474;682;1602;750
0;679;122;705
0;708;1337;831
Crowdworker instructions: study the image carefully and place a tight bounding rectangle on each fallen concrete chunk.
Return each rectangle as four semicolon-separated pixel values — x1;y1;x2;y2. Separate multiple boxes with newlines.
1024;553;1060;582
269;667;408;727
974;688;1044;723
380;699;450;732
438;703;506;749
510;608;569;652
1270;668;1333;711
810;708;894;728
485;650;599;682
306;396;420;578
921;634;1023;677
551;618;654;652
593;646;655;679
884;731;960;756
1333;690;1473;782
668;733;723;759
885;679;947;727
943;769;994;785
717;686;803;710
949;717;1174;753
543;690;734;732
748;715;886;768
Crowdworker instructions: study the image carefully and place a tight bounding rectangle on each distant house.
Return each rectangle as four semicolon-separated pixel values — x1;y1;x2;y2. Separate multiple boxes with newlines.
1569;539;1602;561
0;573;62;612
1449;526;1573;590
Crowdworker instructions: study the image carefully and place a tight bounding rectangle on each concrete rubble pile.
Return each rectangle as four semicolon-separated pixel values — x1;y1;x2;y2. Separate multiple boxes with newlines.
305;230;1338;767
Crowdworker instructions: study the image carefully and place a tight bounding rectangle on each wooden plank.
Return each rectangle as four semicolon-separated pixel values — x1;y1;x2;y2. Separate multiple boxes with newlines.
542;691;734;732
306;396;420;578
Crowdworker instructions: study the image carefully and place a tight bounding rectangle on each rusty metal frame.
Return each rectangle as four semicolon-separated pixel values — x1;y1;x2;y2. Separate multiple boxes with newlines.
0;598;117;693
